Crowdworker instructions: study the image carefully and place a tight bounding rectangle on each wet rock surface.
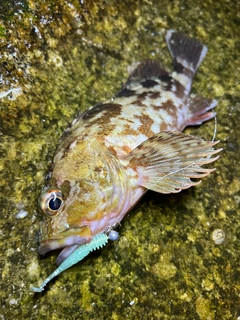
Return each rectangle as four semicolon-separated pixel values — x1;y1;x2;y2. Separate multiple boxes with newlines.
0;0;239;319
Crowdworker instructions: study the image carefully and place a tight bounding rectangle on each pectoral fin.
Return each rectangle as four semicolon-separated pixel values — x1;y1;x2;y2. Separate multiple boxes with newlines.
123;131;221;194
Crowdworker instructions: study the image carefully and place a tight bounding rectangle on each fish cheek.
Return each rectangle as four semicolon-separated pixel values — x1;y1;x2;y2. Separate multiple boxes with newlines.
63;180;104;227
38;215;51;243
58;180;71;199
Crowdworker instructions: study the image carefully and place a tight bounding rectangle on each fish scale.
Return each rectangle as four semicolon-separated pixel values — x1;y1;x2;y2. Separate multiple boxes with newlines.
33;30;221;292
57;67;189;159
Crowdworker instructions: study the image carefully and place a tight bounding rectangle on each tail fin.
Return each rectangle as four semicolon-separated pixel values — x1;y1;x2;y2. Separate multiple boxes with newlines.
166;30;208;95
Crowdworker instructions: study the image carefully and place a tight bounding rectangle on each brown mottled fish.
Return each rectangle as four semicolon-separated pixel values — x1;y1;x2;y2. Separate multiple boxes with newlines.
34;30;221;290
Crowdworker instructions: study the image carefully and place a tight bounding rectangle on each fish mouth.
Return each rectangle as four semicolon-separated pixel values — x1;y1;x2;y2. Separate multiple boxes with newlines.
38;235;91;255
38;233;92;265
38;221;93;257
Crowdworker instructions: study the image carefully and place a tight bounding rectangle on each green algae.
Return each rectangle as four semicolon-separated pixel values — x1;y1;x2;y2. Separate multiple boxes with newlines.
0;0;240;319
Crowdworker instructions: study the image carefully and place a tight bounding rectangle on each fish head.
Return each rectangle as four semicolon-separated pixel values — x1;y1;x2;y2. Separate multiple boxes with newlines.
37;137;129;263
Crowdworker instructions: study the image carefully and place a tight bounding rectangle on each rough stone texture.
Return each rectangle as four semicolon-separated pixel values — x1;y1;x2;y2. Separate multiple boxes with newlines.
0;0;239;319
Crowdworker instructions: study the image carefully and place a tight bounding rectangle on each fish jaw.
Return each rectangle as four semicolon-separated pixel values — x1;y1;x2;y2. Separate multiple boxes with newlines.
38;137;144;258
38;222;92;255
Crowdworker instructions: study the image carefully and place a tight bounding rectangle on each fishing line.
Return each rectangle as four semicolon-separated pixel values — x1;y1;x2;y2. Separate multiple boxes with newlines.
212;114;217;143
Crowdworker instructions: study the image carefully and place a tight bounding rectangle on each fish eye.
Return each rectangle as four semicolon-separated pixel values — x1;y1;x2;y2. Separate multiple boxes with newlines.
39;188;63;217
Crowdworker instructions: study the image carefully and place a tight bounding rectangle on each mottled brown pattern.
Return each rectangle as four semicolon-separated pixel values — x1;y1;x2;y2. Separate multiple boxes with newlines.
108;145;117;156
120;145;132;154
162;100;178;116
173;79;186;99
131;99;146;107
151;99;179;129
83;103;123;125
158;123;168;131
115;87;136;98
56;131;89;162
81;103;104;120
135;114;154;136
59;180;71;198
120;121;139;135
137;91;149;99
133;91;161;105
82;106;123;135
148;91;161;99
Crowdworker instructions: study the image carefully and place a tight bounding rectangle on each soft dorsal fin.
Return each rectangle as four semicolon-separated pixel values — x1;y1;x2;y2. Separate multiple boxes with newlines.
124;60;169;89
123;131;221;194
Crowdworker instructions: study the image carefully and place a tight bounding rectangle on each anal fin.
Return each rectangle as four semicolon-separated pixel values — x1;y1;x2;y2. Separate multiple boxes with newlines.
123;131;221;194
187;94;218;125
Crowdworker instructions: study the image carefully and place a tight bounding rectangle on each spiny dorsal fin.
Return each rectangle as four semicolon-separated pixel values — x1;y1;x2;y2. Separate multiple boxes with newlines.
123;131;221;194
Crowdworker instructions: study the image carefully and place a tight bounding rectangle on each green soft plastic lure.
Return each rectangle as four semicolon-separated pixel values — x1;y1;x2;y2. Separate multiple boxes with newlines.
30;233;109;292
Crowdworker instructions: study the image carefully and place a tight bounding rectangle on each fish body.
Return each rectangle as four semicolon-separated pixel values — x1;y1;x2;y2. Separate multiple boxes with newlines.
38;30;220;266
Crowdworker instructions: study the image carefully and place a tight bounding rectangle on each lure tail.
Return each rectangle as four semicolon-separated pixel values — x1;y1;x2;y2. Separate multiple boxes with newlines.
30;233;109;292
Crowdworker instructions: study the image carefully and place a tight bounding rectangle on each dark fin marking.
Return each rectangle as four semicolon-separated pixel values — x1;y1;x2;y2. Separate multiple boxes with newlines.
81;102;104;120
124;60;169;89
166;30;208;76
124;131;221;194
141;79;159;88
158;74;172;82
187;95;218;126
81;103;122;121
115;87;136;98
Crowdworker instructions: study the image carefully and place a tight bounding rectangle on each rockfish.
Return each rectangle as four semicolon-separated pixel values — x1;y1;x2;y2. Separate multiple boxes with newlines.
32;30;221;292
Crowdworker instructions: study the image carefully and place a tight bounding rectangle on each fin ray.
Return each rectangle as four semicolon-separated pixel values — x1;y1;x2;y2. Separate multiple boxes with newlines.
166;30;208;75
187;94;218;125
124;131;221;194
119;60;169;91
166;30;208;96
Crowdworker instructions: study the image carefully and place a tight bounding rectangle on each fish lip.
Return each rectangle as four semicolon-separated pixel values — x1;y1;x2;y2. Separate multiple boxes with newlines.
38;235;91;255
